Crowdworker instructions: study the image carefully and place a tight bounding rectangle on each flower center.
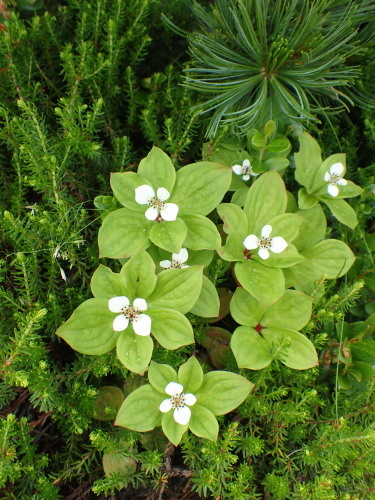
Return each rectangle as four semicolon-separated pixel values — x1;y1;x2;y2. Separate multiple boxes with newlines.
171;260;184;269
259;237;272;249
171;393;186;408
243;165;252;175
149;196;165;211
121;305;140;321
329;174;340;185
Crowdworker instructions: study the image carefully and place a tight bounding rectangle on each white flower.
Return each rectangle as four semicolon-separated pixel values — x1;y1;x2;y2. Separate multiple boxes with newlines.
243;224;288;260
135;184;179;221
108;296;151;336
160;248;189;269
232;159;258;181
324;162;347;197
159;381;196;425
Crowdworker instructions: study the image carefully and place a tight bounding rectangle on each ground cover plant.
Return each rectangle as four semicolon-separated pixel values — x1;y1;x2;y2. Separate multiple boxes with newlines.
0;0;374;499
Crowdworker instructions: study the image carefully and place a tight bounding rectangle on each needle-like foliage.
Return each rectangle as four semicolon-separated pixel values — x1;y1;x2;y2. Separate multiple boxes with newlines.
185;0;375;136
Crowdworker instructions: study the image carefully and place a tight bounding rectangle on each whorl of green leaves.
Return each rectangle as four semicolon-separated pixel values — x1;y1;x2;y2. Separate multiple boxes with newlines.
184;0;375;136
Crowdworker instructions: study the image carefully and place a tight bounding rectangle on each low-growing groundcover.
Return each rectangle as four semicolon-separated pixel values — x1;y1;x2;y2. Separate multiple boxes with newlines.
1;1;374;499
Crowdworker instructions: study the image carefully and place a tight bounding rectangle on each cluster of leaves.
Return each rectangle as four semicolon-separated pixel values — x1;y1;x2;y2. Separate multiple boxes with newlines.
55;123;365;453
0;0;374;499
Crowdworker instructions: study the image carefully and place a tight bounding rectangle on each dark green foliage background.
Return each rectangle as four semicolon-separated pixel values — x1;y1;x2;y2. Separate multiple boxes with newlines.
0;1;374;499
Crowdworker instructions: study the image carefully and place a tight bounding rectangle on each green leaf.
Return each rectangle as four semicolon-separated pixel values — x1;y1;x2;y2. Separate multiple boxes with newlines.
91;265;130;298
102;453;137;480
320;180;363;199
149;218;187;253
181;214;221;250
266;138;290;153
123;375;146;398
293;205;326;252
217;203;248;236
120;250;156;299
116;331;153;375
148;361;177;394
296;239;355;280
115;385;163;432
148;266;203;314
286;191;298;212
231;185;249;207
231;326;272;369
267;213;303;243
244;170;287;233
137;146;176;192
186;249;214;267
235;261;285;306
251;131;266;148
294;132;322;189
110;172;148;212
262;328;318;370
189;275;220;318
262;290;312;331
178;356;204;394
93;386;124;421
338;373;353;389
323;198;358;229
189;405;218;441
98;208;150;258
140;428;168;452
56;299;118;355
351;361;375;381
203;143;245;167
149;307;194;350
171;161;232;216
298;188;319;209
218;232;247;262
196;371;254;415
161;410;188;446
94;195;118;218
264;120;275;136
264;156;289;171
351;340;375;364
230;170;247;190
259;244;304;269
230;287;264;327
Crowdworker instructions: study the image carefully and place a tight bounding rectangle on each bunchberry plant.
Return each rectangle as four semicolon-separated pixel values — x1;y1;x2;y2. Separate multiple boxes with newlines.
98;147;231;257
203;121;291;205
230;288;316;370
295;132;363;228
115;357;253;445
56;135;360;447
1;1;373;497
218;170;306;305
57;250;203;374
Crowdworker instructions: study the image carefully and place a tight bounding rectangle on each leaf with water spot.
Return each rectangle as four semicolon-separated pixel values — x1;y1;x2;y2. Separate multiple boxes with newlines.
116;330;154;374
234;260;285;306
149;218;187;253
